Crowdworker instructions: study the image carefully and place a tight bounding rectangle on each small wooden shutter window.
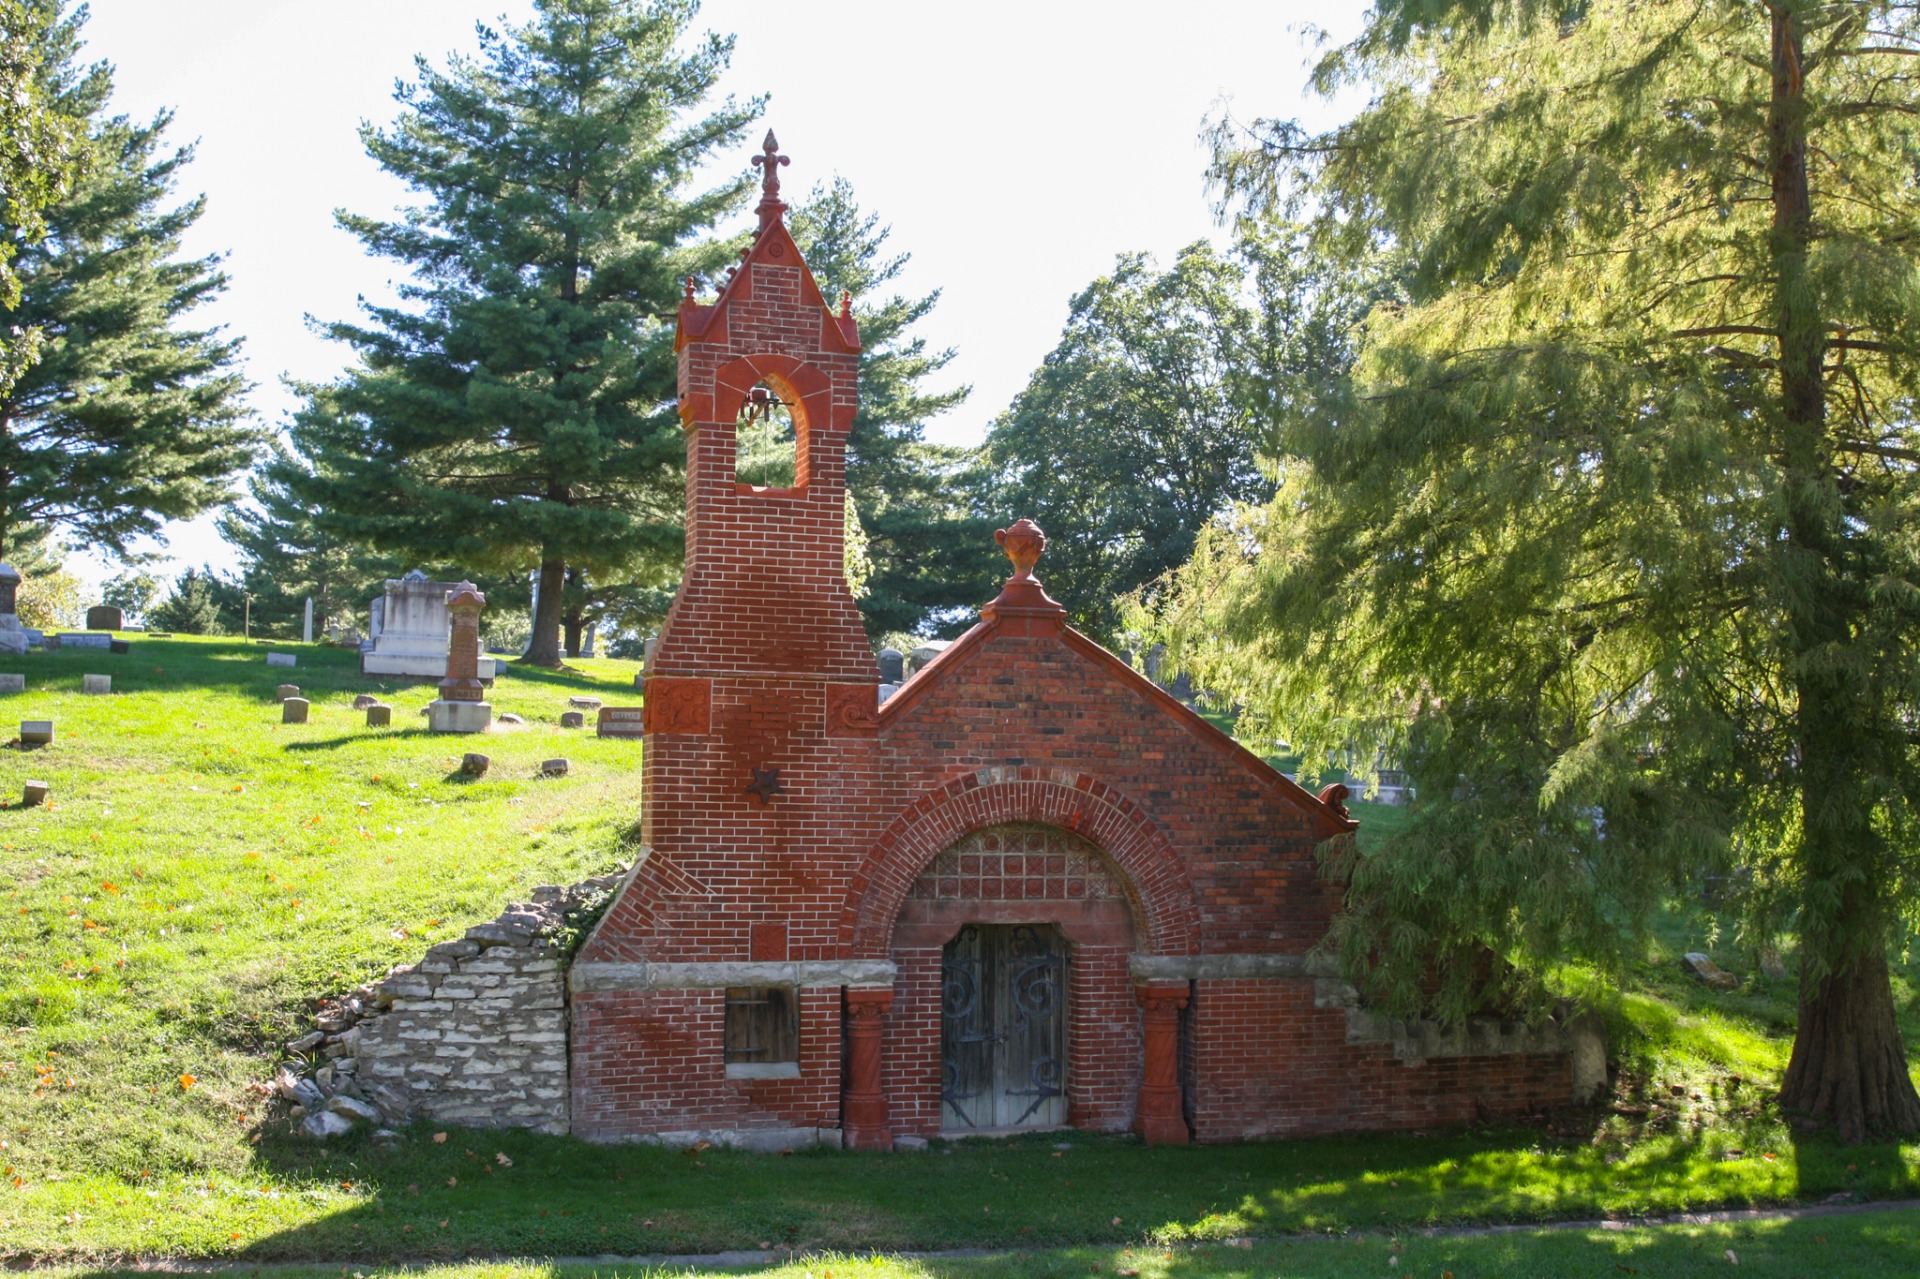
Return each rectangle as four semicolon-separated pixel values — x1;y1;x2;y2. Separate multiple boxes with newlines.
724;986;798;1064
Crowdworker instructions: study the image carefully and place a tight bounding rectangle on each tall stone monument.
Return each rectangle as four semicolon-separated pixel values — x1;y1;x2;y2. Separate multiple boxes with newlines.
0;565;27;656
425;583;493;733
360;571;498;680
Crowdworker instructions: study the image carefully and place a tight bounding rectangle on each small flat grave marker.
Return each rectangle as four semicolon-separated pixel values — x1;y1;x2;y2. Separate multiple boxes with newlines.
559;710;585;729
460;752;490;776
365;703;392;727
22;780;49;807
20;719;53;746
108;639;130;655
282;697;310;725
540;758;569;776
82;674;110;694
352;694;379;710
0;674;23;694
275;684;300;702
266;652;296;668
567;695;603;710
58;633;111;650
597;706;644;739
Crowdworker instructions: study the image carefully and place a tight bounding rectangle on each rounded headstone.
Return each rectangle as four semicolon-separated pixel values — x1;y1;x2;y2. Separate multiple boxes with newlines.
460;752;490;777
275;684;301;702
539;758;569;776
282;698;310;725
878;647;905;684
559;710;586;729
352;694;379;710
86;605;124;631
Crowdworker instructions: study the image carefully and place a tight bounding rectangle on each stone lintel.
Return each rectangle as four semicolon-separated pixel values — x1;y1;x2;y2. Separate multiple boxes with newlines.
1127;952;1337;982
568;959;896;993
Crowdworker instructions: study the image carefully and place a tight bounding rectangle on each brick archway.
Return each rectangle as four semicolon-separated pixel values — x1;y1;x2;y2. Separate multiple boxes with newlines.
841;769;1202;957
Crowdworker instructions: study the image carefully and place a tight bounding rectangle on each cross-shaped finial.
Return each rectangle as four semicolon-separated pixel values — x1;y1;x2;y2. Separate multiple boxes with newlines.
751;129;790;232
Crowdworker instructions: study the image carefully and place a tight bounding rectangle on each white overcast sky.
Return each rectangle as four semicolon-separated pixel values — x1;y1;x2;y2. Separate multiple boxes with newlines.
68;0;1363;587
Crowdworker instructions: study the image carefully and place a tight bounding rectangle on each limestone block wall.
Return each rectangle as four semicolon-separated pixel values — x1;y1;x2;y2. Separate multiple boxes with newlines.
275;871;624;1138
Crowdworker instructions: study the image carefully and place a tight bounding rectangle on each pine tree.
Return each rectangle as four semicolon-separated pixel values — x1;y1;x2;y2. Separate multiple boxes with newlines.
786;178;992;636
219;445;407;638
0;0;83;396
287;0;758;666
0;0;255;560
1161;0;1920;1138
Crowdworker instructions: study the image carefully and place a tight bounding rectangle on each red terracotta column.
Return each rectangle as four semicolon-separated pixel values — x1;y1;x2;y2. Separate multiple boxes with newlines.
843;987;894;1150
1133;981;1190;1145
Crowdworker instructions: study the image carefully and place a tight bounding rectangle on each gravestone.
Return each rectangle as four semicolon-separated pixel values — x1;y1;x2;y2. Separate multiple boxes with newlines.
540;758;569;776
86;605;123;631
267;652;296;668
1682;952;1739;992
0;564;25;655
20;719;53;746
907;641;949;674
352;694;379;710
282;698;310;725
559;711;585;729
362;571;498;680
275;684;300;702
425;584;493;733
596;707;644;739
108;639;130;655
302;598;314;645
460;752;490;776
58;633;111;650
878;647;905;684
365;703;392;727
22;780;49;808
82;674;110;694
0;674;23;694
567;696;602;710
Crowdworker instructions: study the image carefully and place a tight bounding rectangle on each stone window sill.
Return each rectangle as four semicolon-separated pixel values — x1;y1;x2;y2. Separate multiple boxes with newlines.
725;1061;801;1080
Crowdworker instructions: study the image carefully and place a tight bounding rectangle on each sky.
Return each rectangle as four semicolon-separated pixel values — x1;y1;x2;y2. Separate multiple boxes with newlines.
66;0;1364;590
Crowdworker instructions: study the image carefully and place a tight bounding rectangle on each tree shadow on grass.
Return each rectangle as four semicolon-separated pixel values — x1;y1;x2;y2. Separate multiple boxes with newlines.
163;1109;1920;1268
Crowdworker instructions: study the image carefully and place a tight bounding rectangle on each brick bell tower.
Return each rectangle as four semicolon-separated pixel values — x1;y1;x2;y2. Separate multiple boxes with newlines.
569;133;886;1145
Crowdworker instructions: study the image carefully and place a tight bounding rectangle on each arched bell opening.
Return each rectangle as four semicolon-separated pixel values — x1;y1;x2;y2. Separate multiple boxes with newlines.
733;379;801;490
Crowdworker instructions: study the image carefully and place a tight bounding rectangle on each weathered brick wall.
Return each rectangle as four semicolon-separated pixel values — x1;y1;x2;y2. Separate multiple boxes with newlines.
567;147;1596;1149
1186;977;1585;1141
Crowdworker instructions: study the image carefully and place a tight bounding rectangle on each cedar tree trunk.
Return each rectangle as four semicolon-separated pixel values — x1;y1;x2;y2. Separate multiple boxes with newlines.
1767;8;1920;1140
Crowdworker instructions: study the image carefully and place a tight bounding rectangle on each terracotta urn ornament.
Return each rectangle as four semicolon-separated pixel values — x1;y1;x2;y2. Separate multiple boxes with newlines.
995;519;1047;581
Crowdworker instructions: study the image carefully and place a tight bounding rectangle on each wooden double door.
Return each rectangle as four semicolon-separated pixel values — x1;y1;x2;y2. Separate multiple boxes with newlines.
940;923;1068;1131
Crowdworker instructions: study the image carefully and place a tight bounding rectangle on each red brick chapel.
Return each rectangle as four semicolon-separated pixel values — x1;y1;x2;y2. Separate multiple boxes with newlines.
567;135;1600;1149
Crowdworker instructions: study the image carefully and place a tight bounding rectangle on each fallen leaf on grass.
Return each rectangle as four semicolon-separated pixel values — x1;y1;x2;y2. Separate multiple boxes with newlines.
495;1152;512;1166
433;1132;447;1143
446;1176;456;1187
179;1074;196;1089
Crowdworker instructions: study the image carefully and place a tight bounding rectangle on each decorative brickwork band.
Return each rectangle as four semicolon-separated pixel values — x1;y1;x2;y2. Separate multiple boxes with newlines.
643;677;711;734
843;987;894;1149
1134;981;1191;1146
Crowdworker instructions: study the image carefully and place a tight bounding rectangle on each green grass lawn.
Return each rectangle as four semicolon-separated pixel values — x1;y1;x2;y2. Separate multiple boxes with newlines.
2;637;1918;1268
46;1212;1920;1279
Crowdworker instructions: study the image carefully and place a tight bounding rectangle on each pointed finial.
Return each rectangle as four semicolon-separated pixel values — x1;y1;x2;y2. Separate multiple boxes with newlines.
751;129;790;233
839;289;852;320
684;276;696;301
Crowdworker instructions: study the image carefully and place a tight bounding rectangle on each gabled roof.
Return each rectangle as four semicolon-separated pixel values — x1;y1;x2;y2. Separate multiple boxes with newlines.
878;536;1360;844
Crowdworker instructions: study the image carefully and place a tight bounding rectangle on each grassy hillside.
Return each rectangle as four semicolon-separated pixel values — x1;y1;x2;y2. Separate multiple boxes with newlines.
0;638;643;1205
0;636;1916;1267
